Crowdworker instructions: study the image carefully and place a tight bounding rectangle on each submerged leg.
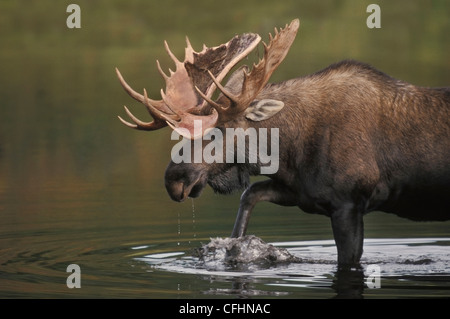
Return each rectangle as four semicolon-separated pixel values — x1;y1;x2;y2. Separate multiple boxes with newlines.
231;180;297;238
330;205;364;269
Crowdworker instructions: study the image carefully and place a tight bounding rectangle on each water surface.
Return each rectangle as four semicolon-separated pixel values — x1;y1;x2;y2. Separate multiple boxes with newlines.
0;1;449;299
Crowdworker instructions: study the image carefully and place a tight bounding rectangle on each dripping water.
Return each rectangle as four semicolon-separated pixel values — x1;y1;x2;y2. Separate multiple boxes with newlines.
177;211;181;246
190;198;196;244
177;199;197;246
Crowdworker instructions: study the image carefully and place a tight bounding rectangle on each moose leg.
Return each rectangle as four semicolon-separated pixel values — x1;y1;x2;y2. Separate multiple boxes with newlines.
330;205;364;269
231;180;297;238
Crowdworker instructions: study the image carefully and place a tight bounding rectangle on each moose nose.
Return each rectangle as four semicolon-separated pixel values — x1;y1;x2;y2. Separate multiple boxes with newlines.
166;181;186;202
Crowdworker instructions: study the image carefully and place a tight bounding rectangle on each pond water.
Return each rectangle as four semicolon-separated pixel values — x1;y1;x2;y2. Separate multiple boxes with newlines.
0;1;449;299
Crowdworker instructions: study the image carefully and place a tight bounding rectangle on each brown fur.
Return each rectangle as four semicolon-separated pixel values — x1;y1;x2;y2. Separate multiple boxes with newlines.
165;59;450;267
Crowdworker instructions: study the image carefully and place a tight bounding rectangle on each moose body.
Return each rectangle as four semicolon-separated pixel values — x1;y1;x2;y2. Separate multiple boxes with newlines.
117;20;450;269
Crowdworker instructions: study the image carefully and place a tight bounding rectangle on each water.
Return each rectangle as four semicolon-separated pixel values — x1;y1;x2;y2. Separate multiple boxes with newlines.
1;191;449;299
139;236;450;298
1;1;449;299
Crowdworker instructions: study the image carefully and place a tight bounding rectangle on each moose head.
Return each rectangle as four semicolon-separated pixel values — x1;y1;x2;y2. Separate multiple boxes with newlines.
116;19;300;202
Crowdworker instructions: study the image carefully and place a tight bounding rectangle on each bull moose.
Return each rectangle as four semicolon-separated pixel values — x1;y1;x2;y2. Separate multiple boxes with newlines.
116;19;450;269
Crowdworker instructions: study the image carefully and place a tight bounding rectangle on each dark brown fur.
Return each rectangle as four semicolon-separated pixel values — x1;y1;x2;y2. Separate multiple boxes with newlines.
165;60;450;268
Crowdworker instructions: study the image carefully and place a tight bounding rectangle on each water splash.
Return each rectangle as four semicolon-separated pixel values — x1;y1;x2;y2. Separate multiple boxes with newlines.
193;235;301;271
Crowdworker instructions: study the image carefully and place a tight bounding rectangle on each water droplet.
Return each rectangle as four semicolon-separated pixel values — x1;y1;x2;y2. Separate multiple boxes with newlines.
191;198;196;239
177;211;181;246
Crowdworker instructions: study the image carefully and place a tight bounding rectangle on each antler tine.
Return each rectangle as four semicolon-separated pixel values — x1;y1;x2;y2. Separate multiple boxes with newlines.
118;109;138;129
118;105;167;131
160;88;183;118
184;36;195;64
194;85;223;111
122;105;148;127
117;67;160;106
116;67;145;103
143;89;180;121
185;36;193;50
156;60;169;81
116;67;167;110
164;40;182;67
206;70;239;104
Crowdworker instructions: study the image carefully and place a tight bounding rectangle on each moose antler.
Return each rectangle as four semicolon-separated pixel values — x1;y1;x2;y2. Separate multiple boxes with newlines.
196;19;300;123
116;19;299;138
117;33;261;138
116;68;175;130
116;39;199;131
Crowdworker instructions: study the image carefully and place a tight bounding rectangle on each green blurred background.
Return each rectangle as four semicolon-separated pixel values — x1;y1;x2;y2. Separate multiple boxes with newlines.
1;0;449;197
0;0;449;298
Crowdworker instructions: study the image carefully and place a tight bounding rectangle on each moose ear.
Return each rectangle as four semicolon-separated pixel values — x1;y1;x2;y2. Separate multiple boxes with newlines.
244;99;285;122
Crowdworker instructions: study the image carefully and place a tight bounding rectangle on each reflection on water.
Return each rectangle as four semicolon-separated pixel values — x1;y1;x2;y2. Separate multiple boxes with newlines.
135;236;450;298
1;1;449;298
1;210;449;298
135;237;450;298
